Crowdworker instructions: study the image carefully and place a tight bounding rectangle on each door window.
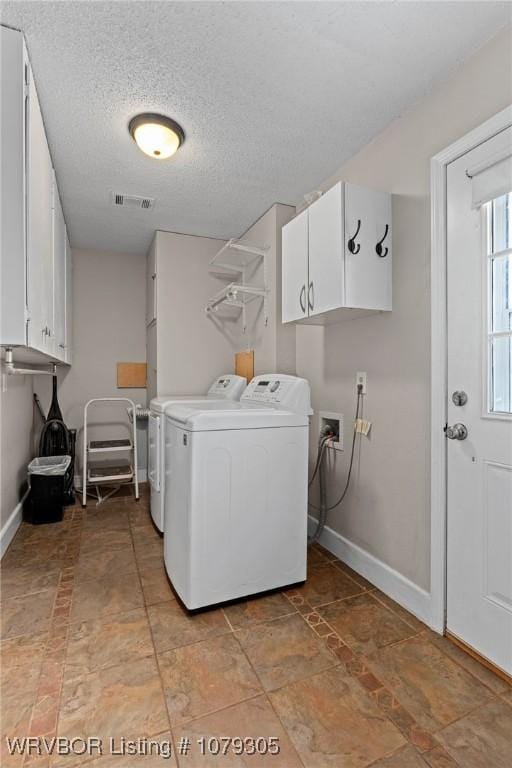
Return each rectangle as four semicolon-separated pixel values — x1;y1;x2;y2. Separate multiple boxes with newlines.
487;192;512;414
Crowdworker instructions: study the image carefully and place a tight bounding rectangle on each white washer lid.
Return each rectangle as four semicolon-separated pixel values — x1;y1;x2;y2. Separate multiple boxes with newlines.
150;396;215;414
165;402;308;431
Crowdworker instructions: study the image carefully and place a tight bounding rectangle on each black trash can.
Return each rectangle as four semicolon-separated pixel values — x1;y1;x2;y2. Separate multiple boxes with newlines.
27;456;71;524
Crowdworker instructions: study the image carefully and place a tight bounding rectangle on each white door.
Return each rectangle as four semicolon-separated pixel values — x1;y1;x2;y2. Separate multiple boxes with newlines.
282;208;308;323
27;69;54;353
446;126;512;675
148;414;161;492
308;182;344;316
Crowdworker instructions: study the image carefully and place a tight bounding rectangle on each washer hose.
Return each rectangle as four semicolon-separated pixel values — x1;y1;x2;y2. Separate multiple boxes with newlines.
308;386;363;544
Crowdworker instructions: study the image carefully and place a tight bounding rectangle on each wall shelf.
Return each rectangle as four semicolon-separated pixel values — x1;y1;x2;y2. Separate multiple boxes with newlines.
205;282;267;314
210;238;269;272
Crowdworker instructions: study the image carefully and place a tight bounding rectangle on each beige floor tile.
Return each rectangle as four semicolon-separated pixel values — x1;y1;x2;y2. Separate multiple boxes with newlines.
223;592;296;629
177;695;303;766
371;590;427;633
127;506;154;528
133;535;163;562
365;635;495;732
147;599;230;654
436;698;512;768
501;687;512;705
424;632;509;695
81;506;129;531
70;570;143;623
2;539;69;568
0;562;60;600
139;564;176;606
65;608;154;680
332;560;375;591
1;660;42;736
79;529;133;555
236;613;337;691
58;657;169;747
0;631;49;670
319;592;416;655
293;562;365;607
75;545;137;582
1;589;55;640
270;666;406;767
369;745;428;767
158;634;262;727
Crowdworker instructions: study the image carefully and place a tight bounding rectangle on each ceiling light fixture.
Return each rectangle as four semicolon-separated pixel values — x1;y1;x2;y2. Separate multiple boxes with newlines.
128;113;185;159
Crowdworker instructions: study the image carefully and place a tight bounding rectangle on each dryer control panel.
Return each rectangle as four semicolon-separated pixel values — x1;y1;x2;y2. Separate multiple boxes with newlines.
241;374;313;415
206;374;247;400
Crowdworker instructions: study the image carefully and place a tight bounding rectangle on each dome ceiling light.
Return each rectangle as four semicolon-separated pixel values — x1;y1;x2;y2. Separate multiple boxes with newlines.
128;113;185;160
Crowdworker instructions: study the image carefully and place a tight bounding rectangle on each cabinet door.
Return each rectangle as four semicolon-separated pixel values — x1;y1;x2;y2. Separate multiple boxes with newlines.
282;208;308;323
64;231;73;363
52;180;66;359
308;182;344;316
345;183;392;310
27;69;54;353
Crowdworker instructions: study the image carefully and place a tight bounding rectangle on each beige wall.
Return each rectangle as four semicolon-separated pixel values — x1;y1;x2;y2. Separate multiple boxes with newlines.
0;376;34;532
36;248;147;475
297;26;512;591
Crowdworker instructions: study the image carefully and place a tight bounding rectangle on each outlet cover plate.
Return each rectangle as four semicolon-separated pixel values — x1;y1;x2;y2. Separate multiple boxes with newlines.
356;372;367;394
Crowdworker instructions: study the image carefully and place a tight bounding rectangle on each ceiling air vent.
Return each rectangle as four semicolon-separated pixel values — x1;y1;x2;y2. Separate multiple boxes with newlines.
111;192;155;210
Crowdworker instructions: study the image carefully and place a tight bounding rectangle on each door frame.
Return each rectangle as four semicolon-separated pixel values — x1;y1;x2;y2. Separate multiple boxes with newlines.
430;105;512;633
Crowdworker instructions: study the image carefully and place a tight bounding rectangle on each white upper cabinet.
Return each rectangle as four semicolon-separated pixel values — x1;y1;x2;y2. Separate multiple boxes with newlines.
345;183;392;311
52;181;66;357
0;26;71;363
308;182;344;316
27;68;54;354
64;232;73;364
281;208;309;323
282;181;392;324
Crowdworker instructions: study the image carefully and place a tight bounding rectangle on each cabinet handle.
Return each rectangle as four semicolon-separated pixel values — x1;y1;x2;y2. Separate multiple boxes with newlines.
347;219;361;254
308;282;314;311
299;284;306;313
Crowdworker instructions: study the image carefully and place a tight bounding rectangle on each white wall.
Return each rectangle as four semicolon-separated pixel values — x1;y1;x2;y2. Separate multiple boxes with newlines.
36;248;147;476
152;231;239;397
0;375;34;549
240;204;296;375
297;26;512;592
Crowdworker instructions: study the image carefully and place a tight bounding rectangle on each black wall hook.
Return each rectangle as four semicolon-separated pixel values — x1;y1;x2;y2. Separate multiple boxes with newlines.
347;219;361;254
376;224;389;257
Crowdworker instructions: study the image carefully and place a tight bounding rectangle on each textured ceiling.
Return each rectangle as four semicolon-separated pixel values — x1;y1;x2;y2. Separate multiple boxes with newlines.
1;1;510;255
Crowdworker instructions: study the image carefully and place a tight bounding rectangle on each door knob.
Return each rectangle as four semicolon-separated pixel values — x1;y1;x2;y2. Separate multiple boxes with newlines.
445;423;468;440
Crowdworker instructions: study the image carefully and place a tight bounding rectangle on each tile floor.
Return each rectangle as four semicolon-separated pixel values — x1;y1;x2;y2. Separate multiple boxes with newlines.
1;487;511;767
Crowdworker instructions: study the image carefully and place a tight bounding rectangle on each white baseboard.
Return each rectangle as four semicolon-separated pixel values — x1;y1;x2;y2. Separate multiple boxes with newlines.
308;516;433;628
0;491;28;559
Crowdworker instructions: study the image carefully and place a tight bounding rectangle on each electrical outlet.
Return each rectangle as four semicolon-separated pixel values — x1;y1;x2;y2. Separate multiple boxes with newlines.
356;371;367;394
319;411;344;451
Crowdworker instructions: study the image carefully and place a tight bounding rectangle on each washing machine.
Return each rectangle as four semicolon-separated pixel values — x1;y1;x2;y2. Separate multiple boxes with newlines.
163;374;312;609
148;374;246;531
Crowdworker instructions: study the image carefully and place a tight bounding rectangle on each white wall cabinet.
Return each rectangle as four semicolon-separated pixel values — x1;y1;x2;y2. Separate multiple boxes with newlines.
0;26;72;364
282;181;392;324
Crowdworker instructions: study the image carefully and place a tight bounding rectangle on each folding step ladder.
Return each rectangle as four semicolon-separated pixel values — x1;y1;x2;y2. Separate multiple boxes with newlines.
82;397;139;507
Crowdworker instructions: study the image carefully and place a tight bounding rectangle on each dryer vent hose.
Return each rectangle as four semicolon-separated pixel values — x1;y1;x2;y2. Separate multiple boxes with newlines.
308;385;363;545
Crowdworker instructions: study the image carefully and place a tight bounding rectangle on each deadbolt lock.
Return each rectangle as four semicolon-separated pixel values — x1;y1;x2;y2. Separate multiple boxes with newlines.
452;390;468;406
